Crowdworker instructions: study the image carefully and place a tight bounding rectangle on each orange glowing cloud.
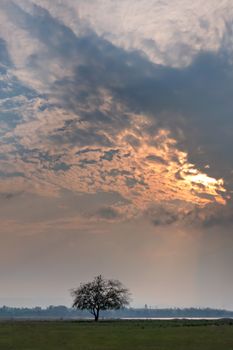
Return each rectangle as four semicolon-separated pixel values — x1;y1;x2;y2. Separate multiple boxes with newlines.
1;111;226;223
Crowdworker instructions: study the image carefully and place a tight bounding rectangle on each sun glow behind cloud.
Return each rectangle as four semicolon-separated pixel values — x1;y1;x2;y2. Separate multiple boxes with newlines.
0;105;226;224
0;0;231;231
179;164;226;205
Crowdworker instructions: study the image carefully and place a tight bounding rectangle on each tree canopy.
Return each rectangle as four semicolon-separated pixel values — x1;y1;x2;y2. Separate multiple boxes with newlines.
71;275;130;321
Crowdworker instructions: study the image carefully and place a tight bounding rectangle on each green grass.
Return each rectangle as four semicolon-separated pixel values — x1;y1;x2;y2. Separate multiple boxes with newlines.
0;320;233;350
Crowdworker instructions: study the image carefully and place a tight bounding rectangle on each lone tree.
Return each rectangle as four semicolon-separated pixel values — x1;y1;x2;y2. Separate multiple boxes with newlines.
71;275;130;321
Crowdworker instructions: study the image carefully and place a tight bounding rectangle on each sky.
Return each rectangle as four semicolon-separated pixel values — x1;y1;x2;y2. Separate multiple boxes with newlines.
0;0;233;309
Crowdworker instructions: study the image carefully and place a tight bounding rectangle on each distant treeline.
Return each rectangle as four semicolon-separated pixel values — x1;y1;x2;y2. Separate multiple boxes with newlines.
0;306;233;319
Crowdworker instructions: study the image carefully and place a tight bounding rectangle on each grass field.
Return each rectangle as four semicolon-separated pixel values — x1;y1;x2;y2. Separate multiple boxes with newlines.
0;319;233;350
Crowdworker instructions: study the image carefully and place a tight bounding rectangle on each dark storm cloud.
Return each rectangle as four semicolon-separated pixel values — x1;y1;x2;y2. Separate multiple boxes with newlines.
0;190;127;224
92;206;122;221
18;2;231;189
147;200;233;228
50;123;114;148
0;1;143;144
4;2;233;181
146;205;180;226
1;1;233;227
191;202;233;228
105;46;233;186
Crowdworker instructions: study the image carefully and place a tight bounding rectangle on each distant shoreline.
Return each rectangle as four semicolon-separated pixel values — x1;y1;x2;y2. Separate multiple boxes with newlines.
0;317;233;322
1;306;233;320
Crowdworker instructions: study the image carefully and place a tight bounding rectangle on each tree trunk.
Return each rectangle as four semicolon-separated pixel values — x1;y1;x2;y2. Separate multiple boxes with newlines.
94;308;100;322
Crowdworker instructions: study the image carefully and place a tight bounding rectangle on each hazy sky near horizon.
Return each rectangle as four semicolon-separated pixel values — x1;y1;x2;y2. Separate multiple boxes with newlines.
0;0;233;309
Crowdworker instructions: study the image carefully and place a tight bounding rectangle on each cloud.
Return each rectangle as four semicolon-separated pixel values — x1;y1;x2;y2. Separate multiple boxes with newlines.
90;206;122;222
146;205;180;226
26;0;232;66
0;38;12;68
0;0;232;229
2;1;233;313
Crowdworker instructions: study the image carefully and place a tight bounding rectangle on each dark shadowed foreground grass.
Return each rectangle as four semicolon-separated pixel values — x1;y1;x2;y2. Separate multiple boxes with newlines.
0;319;233;350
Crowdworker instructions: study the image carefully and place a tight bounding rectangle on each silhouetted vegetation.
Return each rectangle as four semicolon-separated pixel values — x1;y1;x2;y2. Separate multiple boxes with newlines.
0;306;233;319
71;275;130;321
